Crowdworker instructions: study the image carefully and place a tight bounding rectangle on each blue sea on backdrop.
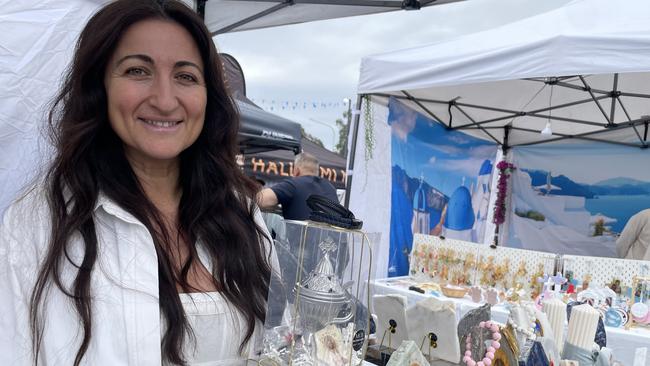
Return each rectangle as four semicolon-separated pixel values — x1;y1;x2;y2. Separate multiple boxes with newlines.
510;143;650;257
586;195;650;233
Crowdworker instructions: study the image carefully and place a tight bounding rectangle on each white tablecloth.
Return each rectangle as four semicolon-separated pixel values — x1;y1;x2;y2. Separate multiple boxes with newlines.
370;277;650;366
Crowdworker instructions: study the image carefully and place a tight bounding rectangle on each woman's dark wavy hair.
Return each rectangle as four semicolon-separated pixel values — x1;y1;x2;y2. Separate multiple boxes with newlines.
30;1;271;364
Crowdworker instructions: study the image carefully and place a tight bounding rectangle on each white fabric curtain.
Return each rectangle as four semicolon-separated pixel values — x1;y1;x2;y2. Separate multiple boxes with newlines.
0;1;107;215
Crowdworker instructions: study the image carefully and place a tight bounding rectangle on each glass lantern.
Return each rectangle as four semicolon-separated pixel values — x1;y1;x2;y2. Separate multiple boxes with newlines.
259;220;373;366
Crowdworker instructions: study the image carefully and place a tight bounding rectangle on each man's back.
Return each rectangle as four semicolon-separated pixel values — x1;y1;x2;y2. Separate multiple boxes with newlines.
271;175;338;220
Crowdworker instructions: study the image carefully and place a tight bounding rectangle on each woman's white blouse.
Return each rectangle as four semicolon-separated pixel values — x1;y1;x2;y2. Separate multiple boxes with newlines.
174;292;256;365
0;187;275;365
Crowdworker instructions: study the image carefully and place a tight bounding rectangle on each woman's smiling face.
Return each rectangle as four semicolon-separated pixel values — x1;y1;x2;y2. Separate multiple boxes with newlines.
104;19;207;165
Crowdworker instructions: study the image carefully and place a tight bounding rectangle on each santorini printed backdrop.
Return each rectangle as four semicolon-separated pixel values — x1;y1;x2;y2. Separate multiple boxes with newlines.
508;143;650;258
388;98;498;277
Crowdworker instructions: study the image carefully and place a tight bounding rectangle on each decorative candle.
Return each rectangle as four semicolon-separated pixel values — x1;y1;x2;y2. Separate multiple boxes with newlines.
566;304;599;350
542;298;566;352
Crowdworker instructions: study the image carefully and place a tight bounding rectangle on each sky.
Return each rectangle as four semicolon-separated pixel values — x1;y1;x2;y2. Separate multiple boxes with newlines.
213;0;572;150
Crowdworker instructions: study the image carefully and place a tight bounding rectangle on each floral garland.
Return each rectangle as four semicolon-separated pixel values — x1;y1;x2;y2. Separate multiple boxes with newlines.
492;160;515;226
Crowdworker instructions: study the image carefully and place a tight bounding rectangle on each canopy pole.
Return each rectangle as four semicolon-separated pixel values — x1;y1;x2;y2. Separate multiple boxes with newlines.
197;0;206;19
452;104;501;145
578;75;612;126
344;94;363;208
615;96;647;146
511;117;650;149
609;73;619;123
506;126;642;149
402;90;445;125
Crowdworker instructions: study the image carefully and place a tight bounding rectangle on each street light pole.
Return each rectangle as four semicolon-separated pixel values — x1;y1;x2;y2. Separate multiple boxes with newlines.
343;98;352;159
307;118;337;147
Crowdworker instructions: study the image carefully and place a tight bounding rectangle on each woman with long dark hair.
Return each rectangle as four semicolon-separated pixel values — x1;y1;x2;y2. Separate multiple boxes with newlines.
0;1;275;364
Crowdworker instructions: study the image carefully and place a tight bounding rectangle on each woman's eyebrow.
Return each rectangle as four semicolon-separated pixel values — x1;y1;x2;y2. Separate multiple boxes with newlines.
114;54;202;73
175;60;203;73
115;54;153;67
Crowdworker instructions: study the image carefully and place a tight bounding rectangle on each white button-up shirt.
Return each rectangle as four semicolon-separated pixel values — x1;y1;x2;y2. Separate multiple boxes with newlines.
0;186;275;365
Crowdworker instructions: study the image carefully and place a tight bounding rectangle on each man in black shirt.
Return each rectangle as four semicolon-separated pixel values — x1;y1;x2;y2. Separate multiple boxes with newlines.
258;152;339;299
258;152;338;220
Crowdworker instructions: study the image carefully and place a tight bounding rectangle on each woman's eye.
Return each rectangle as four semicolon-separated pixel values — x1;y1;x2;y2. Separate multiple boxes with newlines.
178;73;198;83
125;67;148;77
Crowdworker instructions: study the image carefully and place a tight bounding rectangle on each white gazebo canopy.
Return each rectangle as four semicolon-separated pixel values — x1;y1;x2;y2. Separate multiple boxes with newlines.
357;0;650;149
203;0;463;34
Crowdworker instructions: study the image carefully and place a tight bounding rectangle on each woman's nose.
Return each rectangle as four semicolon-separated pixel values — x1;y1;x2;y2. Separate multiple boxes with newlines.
148;76;179;113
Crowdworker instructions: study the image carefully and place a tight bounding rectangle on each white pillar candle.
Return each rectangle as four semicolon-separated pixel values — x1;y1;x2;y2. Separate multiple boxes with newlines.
543;298;567;352
566;304;599;350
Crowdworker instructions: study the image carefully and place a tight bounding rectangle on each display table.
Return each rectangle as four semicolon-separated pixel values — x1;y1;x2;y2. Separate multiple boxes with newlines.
370;277;650;366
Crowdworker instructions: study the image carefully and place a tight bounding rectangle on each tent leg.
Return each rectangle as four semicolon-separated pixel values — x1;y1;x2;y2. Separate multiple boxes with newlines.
344;94;363;209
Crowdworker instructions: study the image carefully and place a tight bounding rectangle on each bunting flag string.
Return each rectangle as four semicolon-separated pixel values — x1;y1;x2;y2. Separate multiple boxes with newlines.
249;98;351;112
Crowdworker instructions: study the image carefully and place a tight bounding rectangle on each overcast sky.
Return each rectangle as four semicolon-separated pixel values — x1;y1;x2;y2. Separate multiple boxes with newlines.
214;0;571;150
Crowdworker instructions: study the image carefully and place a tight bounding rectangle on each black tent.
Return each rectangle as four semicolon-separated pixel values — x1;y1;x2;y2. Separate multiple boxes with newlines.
243;139;347;189
222;53;302;154
237;98;302;154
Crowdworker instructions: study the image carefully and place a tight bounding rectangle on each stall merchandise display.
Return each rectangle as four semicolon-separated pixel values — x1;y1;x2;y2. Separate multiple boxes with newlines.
369;277;644;366
566;304;600;350
259;221;372;365
409;234;556;300
562;304;613;366
542;298;567;352
462;320;501;366
385;340;430;366
373;294;410;350
410;234;650;317
405;297;459;363
365;233;650;366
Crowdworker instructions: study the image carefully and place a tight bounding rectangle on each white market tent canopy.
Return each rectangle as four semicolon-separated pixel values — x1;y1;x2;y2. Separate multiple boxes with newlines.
356;0;650;150
347;0;650;281
202;0;463;34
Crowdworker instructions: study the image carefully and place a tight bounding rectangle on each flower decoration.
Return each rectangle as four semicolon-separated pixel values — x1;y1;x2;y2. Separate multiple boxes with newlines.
492;160;516;226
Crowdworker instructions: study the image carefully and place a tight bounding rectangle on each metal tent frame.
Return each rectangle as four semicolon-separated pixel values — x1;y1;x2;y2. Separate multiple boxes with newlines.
343;74;650;207
196;0;462;35
370;75;650;151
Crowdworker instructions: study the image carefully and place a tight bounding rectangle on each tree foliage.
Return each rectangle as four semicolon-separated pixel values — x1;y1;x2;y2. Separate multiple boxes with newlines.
335;109;350;158
300;126;325;148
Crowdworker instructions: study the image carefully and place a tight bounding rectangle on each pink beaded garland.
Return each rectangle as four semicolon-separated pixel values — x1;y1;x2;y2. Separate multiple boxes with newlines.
463;321;502;366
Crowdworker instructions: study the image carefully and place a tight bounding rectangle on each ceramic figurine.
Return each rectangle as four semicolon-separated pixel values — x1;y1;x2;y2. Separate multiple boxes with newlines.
486;288;499;305
470;286;483;303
